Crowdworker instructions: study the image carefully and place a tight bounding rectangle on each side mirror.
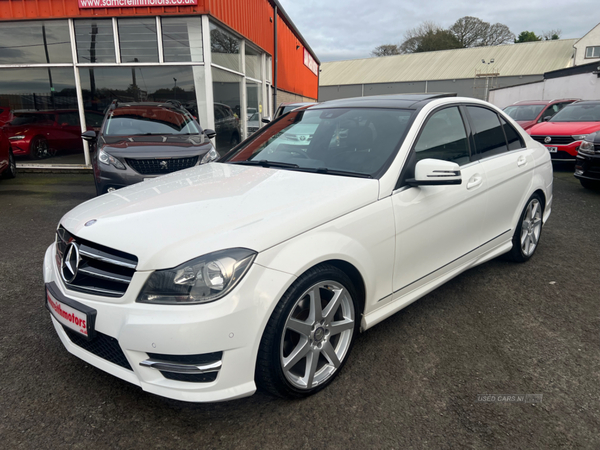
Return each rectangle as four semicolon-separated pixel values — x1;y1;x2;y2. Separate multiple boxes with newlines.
81;130;97;142
406;159;462;187
203;129;216;139
261;117;271;124
543;115;552;122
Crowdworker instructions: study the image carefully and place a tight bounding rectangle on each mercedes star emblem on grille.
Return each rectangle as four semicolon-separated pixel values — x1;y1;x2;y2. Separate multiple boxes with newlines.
61;242;80;284
544;137;552;144
160;160;168;169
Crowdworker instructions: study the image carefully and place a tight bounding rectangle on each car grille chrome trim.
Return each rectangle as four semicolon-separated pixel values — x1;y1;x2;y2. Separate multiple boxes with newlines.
125;156;199;175
56;226;138;298
531;135;574;145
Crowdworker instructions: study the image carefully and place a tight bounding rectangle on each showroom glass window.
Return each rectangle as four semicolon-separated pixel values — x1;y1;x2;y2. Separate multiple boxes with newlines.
0;20;72;64
466;106;508;158
118;18;159;63
162;17;204;63
245;45;261;80
80;66;196;113
414;107;470;165
0;68;77;111
212;67;242;154
75;19;116;63
210;23;241;72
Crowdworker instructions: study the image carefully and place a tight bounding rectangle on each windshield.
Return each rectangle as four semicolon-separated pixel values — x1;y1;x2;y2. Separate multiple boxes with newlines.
550;103;600;122
222;107;413;177
503;105;545;121
104;106;201;136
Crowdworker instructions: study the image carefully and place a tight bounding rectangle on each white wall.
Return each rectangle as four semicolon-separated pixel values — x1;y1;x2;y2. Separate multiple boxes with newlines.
489;72;600;108
574;23;600;66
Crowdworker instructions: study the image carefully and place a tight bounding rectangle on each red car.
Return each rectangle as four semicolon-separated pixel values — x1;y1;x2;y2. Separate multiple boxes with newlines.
527;101;600;161
503;99;577;131
0;129;16;180
2;110;104;159
0;106;13;126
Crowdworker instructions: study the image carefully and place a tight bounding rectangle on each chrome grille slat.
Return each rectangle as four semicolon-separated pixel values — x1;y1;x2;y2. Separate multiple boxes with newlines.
56;226;138;298
79;245;137;269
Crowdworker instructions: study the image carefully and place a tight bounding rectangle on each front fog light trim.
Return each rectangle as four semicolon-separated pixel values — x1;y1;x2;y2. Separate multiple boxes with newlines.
136;248;257;305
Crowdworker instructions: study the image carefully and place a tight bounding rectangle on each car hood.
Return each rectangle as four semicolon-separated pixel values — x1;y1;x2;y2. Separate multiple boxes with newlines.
516;120;536;130
101;135;213;158
60;163;379;270
528;121;600;136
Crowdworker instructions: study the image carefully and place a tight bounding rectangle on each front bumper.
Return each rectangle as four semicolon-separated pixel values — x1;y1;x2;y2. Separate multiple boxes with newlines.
43;243;295;402
543;141;580;161
575;151;600;181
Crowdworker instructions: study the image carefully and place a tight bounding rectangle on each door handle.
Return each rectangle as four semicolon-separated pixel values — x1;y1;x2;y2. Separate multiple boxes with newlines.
517;156;527;167
466;174;483;190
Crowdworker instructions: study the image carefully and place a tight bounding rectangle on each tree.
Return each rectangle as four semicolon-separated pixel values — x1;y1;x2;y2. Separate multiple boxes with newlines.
399;22;461;53
449;16;515;47
371;44;401;57
542;29;561;40
515;31;541;43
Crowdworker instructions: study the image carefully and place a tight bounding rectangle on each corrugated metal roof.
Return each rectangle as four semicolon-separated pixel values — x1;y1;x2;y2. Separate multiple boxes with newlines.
320;39;578;86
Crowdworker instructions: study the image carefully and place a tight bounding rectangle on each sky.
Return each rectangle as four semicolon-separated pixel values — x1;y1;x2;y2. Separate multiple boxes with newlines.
278;0;600;62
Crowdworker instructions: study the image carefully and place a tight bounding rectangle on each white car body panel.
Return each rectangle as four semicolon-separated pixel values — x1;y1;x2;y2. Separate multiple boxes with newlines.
44;96;554;402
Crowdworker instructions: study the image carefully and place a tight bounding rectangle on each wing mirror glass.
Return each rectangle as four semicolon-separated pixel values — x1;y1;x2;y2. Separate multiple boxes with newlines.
543;115;552;122
261;117;271;124
406;159;462;187
81;130;97;142
203;129;216;139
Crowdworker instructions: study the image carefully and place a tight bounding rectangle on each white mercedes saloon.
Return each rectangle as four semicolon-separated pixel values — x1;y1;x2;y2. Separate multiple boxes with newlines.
44;94;553;402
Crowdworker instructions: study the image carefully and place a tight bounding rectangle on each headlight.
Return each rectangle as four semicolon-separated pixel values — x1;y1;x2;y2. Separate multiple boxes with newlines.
137;248;256;305
98;149;125;170
9;135;26;140
572;134;590;141
200;147;218;164
579;140;596;154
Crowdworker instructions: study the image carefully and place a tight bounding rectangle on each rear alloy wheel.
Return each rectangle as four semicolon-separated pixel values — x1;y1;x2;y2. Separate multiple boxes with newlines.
3;149;16;179
256;265;359;398
507;193;544;262
29;136;49;159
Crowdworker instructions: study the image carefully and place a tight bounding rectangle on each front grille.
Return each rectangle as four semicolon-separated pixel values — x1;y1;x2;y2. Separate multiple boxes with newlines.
531;135;575;145
125;156;198;175
56;227;138;298
63;325;132;371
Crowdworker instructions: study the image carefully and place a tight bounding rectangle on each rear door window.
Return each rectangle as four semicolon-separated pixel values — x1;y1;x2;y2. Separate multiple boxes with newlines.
466;106;508;159
500;117;524;151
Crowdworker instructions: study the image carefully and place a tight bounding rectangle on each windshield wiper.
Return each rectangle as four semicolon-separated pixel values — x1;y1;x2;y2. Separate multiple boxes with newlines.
301;167;373;178
229;160;300;169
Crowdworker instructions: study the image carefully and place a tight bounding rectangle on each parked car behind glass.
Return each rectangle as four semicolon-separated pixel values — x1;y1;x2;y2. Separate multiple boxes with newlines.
2;110;103;159
528;101;600;161
83;101;218;195
0;129;16;180
503;99;577;131
44;94;552;403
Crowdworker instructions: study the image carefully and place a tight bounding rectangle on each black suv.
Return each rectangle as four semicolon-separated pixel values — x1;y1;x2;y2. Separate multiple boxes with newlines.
83;101;217;195
575;131;600;189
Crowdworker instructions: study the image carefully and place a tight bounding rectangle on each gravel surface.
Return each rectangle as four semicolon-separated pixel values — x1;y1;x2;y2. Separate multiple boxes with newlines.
0;166;598;449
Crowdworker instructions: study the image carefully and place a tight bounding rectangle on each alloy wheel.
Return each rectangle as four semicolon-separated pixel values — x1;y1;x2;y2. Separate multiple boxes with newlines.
520;198;542;257
280;281;355;390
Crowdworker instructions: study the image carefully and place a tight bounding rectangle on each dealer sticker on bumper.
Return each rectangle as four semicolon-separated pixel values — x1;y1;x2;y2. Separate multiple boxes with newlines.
46;286;96;339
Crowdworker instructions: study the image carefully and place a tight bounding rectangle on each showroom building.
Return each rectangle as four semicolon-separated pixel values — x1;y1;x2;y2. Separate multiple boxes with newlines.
0;0;319;166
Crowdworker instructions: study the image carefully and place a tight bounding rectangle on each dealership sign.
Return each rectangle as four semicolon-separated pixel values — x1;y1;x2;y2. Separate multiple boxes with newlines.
303;48;318;76
79;0;197;7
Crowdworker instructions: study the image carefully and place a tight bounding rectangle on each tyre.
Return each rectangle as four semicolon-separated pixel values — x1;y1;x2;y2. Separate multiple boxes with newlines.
29;136;49;160
580;178;600;190
3;149;16;179
506;193;544;262
256;264;359;399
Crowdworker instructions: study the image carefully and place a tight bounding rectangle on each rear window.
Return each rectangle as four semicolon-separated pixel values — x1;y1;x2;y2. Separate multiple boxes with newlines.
551;104;600;122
